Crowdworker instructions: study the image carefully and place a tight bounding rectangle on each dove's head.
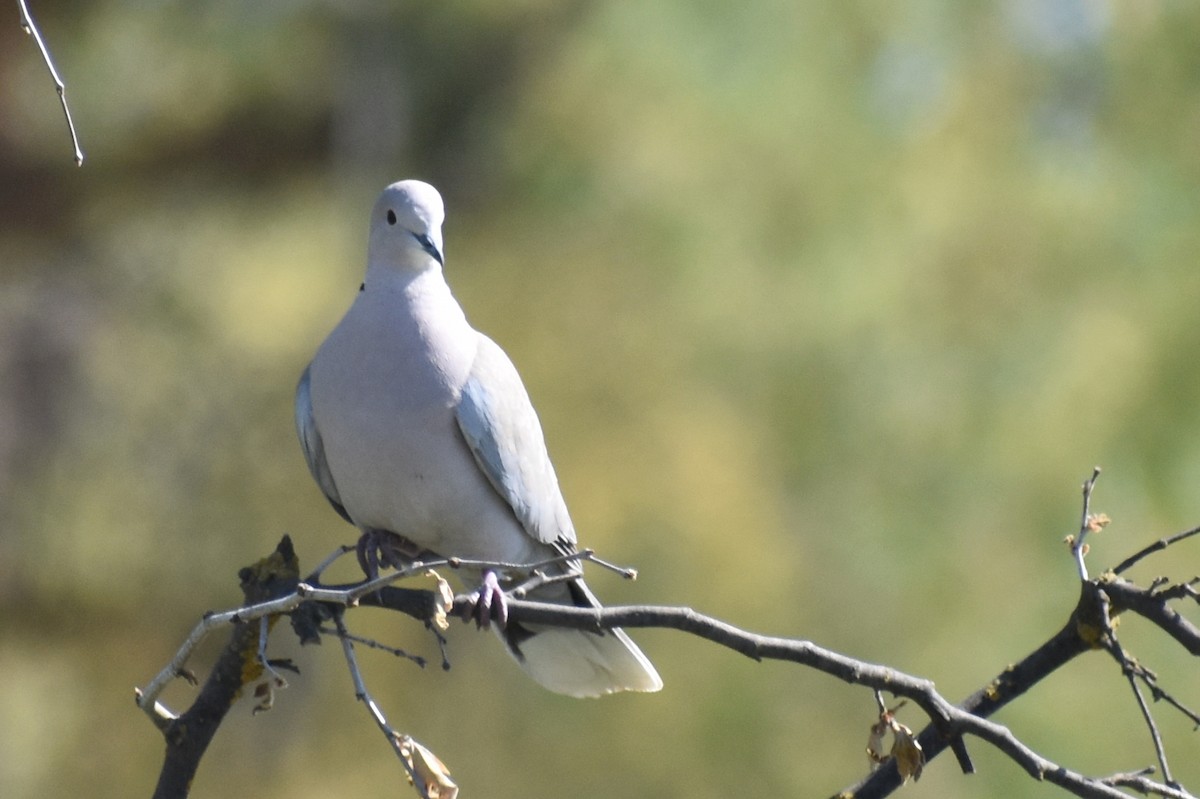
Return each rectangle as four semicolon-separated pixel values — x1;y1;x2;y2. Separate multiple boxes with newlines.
367;180;446;273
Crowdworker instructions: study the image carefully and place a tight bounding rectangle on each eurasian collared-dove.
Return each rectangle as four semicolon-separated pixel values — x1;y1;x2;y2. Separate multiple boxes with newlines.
295;180;662;697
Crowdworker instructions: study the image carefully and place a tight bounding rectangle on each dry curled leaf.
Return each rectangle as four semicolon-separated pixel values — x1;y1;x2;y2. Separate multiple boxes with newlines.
891;724;924;783
425;570;454;631
866;718;889;766
399;735;458;799
865;701;923;782
251;681;275;715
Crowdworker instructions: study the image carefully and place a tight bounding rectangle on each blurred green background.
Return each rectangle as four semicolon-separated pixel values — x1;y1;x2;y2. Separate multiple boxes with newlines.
2;1;1199;797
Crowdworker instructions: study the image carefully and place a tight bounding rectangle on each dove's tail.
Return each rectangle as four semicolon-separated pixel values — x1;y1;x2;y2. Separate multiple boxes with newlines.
500;578;663;698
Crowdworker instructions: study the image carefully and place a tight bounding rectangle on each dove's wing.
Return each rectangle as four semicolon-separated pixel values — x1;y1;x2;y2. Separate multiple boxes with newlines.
455;335;577;556
295;363;352;525
454;337;663;696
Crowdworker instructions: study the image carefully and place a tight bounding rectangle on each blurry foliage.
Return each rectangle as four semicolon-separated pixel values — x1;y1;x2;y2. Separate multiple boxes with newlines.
2;1;1199;798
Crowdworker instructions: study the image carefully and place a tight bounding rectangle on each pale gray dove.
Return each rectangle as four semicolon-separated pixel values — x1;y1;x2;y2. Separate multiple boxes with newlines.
296;180;662;697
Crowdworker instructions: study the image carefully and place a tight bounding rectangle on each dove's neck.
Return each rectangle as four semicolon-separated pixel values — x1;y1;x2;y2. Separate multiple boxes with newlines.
361;261;476;363
364;261;455;306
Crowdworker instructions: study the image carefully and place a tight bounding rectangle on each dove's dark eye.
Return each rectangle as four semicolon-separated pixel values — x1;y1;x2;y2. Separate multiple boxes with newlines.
386;210;397;225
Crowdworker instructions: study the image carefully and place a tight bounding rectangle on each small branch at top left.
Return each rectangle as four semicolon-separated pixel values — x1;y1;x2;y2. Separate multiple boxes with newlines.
17;0;83;166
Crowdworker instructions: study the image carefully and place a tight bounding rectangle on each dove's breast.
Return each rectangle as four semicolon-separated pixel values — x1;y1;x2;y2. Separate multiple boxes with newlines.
309;275;540;564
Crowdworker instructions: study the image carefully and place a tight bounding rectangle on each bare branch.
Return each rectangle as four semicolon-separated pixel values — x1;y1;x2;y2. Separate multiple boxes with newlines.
494;597;1130;799
318;624;428;667
333;612;457;798
140;488;1200;799
1113;524;1200;576
16;0;83;165
1134;667;1200;730
1097;589;1176;786
144;537;301;799
1102;577;1200;656
1104;768;1197;799
306;544;355;581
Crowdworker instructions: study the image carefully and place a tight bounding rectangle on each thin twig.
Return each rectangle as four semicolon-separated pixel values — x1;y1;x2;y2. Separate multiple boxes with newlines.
1114;646;1200;729
1120;655;1172;783
306;544;356;581
1073;467;1103;581
1134;669;1200;729
304;559;453;605
136;588;310;721
1153;578;1200;602
137;561;445;720
333;612;426;793
1113;524;1200;576
16;0;83;165
256;616;289;688
445;547;635;580
508;569;582;599
1097;590;1176;786
318;624;427;667
333;613;458;798
427;619;451;671
586;550;640;579
1103;768;1195;799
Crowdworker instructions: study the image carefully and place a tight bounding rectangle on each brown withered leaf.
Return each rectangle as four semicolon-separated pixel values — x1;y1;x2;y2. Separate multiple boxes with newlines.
866;718;889;767
251;681;274;715
399;734;458;799
425;570;455;631
891;724;924;783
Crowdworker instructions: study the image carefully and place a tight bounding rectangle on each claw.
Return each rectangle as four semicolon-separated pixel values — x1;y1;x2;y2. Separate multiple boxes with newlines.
354;529;429;579
463;571;508;629
355;534;375;578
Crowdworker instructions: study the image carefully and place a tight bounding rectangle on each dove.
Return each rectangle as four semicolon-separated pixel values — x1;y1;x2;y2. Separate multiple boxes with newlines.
295;180;662;697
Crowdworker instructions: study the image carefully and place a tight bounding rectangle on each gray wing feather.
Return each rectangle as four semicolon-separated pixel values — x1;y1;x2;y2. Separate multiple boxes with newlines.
295;364;353;524
455;336;576;550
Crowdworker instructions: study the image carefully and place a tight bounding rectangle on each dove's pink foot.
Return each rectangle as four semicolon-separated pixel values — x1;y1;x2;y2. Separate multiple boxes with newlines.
463;571;508;628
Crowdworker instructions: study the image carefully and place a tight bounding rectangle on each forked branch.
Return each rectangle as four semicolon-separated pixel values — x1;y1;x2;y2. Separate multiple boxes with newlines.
138;475;1200;799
